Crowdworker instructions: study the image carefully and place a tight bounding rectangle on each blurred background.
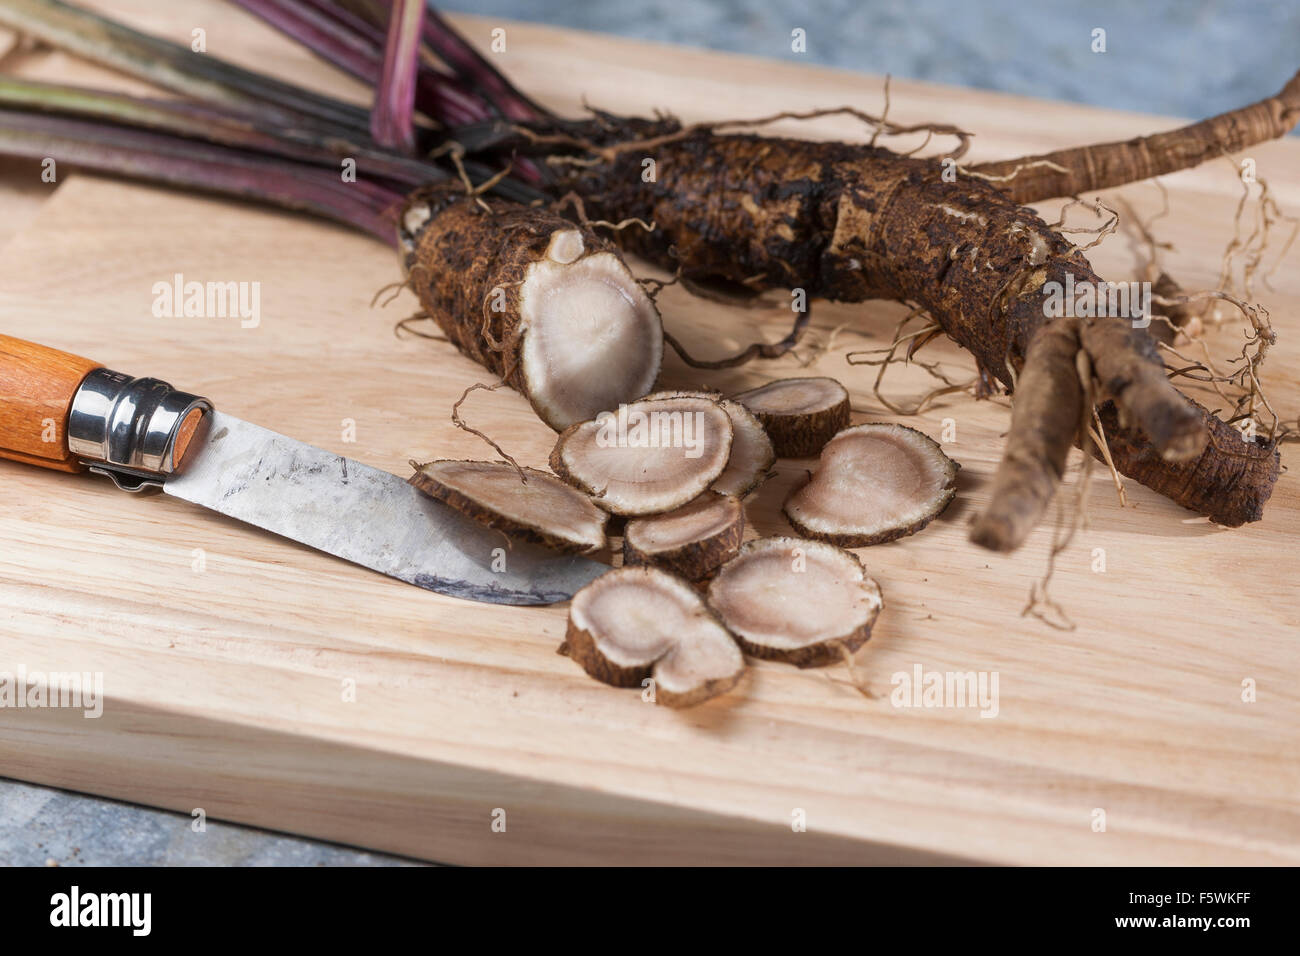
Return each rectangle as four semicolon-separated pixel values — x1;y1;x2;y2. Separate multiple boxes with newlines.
442;0;1299;127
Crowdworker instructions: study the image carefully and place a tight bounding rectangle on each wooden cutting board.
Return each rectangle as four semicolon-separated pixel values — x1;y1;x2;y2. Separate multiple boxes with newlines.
1;0;1297;865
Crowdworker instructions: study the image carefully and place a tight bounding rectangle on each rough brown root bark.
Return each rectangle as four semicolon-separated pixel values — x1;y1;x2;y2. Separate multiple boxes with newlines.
785;423;958;546
400;184;662;430
622;491;744;581
968;69;1300;205
539;129;1274;544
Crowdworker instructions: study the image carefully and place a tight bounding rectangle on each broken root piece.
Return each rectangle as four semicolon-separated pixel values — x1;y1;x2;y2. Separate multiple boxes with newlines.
731;377;851;458
784;423;959;546
707;537;883;668
409;460;608;554
643;389;775;497
549;395;734;515
623;491;745;581
565;566;745;707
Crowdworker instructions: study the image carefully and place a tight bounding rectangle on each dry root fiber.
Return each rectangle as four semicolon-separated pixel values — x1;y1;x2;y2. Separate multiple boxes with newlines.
549;394;734;515
409;460;608;553
731;377;851;458
622;491;745;581
565;565;745;707
785;423;958;546
401;184;663;431
706;537;883;668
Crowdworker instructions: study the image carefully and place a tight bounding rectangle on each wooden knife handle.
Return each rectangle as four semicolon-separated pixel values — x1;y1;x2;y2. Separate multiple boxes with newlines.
0;334;102;473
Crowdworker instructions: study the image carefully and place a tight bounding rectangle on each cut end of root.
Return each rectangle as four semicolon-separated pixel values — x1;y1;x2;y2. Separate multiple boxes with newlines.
521;251;663;430
549;395;734;515
566;566;745;707
623;491;745;581
643;390;775;497
409;460;608;553
707;537;883;668
784;423;958;546
731;377;851;458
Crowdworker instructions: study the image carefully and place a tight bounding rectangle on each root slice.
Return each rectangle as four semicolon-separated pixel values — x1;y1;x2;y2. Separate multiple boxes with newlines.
623;491;745;581
784;423;959;546
409;460;608;554
643;389;775;497
566;566;745;707
731;377;851;458
549;395;734;515
707;537;883;668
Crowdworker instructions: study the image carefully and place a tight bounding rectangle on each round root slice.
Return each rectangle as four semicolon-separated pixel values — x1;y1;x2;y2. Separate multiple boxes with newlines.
707;537;883;668
642;390;775;497
730;377;851;458
409;460;608;554
623;491;745;581
549;396;734;515
566;566;745;707
403;191;663;431
784;423;958;546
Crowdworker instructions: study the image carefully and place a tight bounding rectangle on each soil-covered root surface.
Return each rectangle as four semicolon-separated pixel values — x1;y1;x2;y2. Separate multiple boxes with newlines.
565;566;746;707
549;395;734;515
409;460;608;554
622;491;745;581
784;423;959;546
642;389;775;497
707;537;883;668
731;377;851;458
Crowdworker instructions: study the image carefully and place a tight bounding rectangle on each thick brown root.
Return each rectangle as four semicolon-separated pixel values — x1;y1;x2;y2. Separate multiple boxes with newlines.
409;460;608;554
565;566;745;707
731;377;851;458
969;69;1300;205
623;491;744;581
549;395;734;515
401;185;662;430
706;537;883;668
785;423;958;546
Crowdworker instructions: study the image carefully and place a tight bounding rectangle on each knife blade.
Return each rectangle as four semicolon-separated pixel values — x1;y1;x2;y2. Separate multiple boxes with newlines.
0;335;608;605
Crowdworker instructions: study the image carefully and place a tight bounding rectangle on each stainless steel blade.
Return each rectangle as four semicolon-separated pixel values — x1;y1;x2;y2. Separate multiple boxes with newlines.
163;411;608;605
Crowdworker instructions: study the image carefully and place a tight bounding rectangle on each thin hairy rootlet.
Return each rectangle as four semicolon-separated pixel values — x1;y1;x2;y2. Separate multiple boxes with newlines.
543;129;1279;549
785;423;959;546
706;537;883;668
399;184;663;431
968;69;1300;205
564;565;745;707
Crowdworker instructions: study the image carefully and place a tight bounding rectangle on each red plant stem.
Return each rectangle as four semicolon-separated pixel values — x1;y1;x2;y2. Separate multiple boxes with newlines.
370;0;425;150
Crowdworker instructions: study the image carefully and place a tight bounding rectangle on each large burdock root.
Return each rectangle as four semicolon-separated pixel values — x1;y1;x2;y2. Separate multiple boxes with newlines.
565;566;745;707
541;131;1278;547
400;184;662;431
707;537;883;668
731;377;851;458
623;491;745;581
785;424;958;546
549;394;734;514
409;460;608;553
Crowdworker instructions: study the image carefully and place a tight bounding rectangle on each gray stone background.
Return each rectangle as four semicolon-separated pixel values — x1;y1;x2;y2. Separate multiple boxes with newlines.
3;0;1295;868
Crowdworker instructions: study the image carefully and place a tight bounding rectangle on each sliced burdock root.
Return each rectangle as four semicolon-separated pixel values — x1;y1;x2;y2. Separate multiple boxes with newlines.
622;491;745;581
707;537;883;668
784;423;958;546
409;460;608;554
730;377;851;458
549;395;734;515
565;566;745;707
642;390;775;497
403;187;663;431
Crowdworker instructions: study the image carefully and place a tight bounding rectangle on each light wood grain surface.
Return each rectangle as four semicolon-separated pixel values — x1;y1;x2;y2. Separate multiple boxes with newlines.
0;0;1297;865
